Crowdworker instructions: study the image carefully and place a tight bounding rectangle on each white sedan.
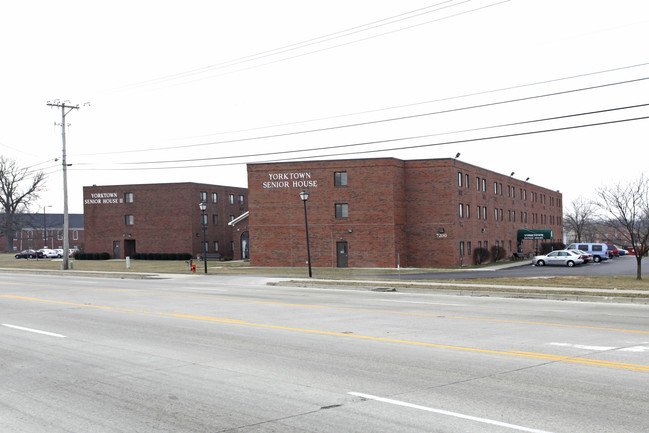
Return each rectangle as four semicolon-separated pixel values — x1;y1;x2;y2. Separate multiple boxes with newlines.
37;249;61;258
533;250;584;267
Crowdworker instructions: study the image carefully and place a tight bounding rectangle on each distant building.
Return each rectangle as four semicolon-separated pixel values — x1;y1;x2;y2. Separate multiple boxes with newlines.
247;158;564;268
0;213;84;252
83;183;248;259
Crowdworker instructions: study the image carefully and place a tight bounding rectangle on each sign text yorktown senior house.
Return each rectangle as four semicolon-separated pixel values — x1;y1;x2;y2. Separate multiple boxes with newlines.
262;172;317;189
85;192;123;205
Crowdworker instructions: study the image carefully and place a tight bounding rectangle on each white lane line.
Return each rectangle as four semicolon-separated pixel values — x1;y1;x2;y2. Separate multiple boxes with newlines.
379;300;464;306
2;324;66;338
549;342;615;351
348;392;556;433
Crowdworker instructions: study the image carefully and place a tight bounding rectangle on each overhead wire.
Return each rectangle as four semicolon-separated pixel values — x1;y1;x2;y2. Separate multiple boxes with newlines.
141;1;511;90
173;60;649;142
73;74;649;159
99;103;649;166
70;105;649;171
119;0;461;90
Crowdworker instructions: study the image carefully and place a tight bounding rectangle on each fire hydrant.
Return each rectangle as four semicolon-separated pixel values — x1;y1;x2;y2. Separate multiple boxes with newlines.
191;263;196;273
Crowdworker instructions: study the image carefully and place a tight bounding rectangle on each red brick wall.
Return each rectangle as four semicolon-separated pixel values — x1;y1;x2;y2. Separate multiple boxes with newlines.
248;158;564;268
248;159;406;268
83;183;248;258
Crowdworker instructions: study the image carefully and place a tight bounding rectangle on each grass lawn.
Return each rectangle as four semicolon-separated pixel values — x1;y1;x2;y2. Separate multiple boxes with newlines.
1;254;647;292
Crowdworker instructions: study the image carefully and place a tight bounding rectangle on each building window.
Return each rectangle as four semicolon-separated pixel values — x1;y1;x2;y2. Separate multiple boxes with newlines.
58;230;63;240
229;214;235;222
513;211;516;222
467;241;472;256
125;192;133;203
125;215;134;225
482;178;486;192
212;214;218;225
73;230;78;240
500;209;503;221
465;174;469;188
213;241;219;252
459;203;463;218
202;241;209;252
494;182;498;194
458;172;463;187
334;171;348;186
476;205;481;219
483;206;487;220
238;194;245;204
494;208;498;220
335;203;349;218
200;191;207;202
523;189;527;201
465;204;470;219
499;183;502;195
229;194;234;205
212;192;218;203
460;241;465;256
201;213;208;225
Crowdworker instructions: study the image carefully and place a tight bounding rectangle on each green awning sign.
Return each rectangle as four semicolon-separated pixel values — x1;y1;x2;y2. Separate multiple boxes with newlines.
517;229;553;240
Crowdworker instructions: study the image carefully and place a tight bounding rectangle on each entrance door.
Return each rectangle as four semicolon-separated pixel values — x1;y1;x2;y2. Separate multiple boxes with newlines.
113;241;121;259
124;239;136;258
240;231;249;260
336;241;348;268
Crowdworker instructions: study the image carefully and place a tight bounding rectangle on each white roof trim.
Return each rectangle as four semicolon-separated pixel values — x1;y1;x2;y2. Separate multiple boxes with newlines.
228;211;249;226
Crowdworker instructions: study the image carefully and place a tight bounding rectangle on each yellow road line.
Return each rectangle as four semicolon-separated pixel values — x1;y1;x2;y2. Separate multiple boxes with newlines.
5;280;646;335
3;294;649;372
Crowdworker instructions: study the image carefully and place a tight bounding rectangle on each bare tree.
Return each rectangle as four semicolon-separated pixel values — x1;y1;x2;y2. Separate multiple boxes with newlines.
564;196;597;243
596;174;649;280
0;157;46;252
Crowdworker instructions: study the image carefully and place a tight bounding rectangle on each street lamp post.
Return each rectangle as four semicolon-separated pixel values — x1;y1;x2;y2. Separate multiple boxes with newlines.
42;205;52;248
199;202;208;274
299;190;312;278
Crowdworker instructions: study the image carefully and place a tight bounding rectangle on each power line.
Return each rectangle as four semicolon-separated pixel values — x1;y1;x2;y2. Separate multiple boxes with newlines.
148;1;511;90
174;60;649;143
73;74;649;158
71;109;649;171
119;0;461;90
102;102;649;166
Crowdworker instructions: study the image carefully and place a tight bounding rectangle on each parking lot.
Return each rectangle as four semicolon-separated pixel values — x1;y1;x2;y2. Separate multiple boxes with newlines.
371;255;646;280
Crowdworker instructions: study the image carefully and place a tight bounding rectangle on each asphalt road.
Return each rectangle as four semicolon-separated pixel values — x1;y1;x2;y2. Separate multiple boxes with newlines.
2;272;648;432
366;254;647;280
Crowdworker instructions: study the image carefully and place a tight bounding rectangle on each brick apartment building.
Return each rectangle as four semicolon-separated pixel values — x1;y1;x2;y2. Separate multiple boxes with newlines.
0;213;84;252
83;182;248;259
247;158;563;268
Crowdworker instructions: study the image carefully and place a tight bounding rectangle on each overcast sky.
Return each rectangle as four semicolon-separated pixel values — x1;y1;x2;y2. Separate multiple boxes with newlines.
2;0;648;214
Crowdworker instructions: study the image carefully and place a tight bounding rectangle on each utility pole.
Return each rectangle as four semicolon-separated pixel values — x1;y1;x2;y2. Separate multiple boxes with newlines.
47;100;80;270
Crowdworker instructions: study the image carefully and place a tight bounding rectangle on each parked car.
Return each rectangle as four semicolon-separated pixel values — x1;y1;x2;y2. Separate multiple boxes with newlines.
618;247;628;256
15;249;43;259
606;244;619;258
568;249;592;263
533;250;584;267
565;243;610;263
38;249;62;258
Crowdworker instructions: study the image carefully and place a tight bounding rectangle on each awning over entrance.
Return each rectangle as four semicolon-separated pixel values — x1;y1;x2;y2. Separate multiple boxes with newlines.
517;229;553;241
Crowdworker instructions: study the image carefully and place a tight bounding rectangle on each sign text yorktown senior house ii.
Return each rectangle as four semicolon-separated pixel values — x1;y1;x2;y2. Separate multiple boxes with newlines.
262;172;317;189
85;192;123;205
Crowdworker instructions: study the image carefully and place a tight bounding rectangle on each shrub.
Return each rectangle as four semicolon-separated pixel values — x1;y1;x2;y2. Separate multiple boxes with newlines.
540;242;566;255
473;247;491;265
490;246;507;262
